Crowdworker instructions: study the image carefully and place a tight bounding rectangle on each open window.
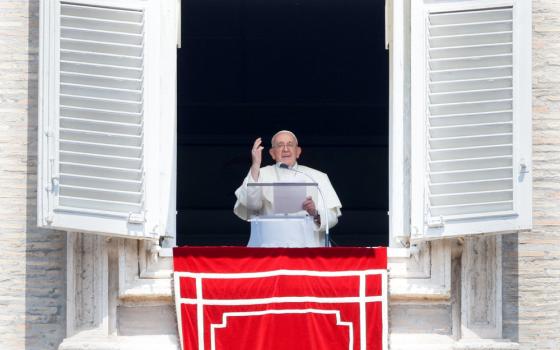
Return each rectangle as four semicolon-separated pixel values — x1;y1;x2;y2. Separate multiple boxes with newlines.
38;0;532;247
38;0;177;240
176;0;390;247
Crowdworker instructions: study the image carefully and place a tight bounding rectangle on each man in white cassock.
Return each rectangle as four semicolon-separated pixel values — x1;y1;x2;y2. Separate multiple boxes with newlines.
234;130;342;247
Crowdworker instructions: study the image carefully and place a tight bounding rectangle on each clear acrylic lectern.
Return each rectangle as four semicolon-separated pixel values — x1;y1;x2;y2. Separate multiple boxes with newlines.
245;182;320;247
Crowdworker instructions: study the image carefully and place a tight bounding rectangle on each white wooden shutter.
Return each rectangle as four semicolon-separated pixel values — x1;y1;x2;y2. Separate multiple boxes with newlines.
39;0;173;238
410;0;531;240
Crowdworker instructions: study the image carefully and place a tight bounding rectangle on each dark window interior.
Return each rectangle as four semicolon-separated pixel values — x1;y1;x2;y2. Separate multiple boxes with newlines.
177;0;388;246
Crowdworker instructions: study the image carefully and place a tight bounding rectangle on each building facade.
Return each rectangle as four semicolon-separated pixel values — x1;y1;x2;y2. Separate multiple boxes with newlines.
0;0;559;349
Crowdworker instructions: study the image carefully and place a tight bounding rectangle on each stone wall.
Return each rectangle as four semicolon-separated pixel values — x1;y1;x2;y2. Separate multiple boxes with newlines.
503;0;560;349
0;1;66;349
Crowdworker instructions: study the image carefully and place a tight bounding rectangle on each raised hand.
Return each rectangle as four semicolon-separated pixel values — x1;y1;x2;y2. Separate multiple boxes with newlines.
250;137;264;181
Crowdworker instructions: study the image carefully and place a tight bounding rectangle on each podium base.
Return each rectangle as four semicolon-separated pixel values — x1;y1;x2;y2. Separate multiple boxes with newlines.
248;216;323;247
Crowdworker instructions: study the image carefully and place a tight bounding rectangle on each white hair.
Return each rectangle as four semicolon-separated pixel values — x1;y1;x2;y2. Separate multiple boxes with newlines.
271;130;299;147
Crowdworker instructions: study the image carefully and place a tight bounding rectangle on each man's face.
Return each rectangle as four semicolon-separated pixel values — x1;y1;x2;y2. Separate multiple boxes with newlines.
269;132;302;167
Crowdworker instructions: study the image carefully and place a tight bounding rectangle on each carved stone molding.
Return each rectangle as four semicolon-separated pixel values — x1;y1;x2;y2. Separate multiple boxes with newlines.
118;239;173;304
66;233;109;337
461;235;502;340
389;240;452;300
62;235;178;350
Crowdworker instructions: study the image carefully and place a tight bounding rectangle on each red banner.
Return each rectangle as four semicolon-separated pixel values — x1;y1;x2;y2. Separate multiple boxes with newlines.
173;247;387;350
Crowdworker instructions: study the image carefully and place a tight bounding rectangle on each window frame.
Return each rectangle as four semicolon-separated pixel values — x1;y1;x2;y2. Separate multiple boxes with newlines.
388;0;409;247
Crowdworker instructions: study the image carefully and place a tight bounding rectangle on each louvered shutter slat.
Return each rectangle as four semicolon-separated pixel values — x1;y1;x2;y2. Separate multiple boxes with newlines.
60;62;142;79
430;88;512;104
60;140;142;158
431;66;512;82
60;95;142;112
429;111;512;127
430;189;512;205
60;129;142;147
430;155;512;172
430;122;512;137
430;135;512;151
57;2;145;216
430;167;512;183
61;84;141;101
430;143;512;160
60;162;142;179
429;43;512;60
430;55;512;71
60;107;142;124
60;185;141;202
430;99;512;116
61;38;143;56
61;3;144;22
430;178;512;194
61;16;143;34
428;8;513;25
430;78;512;93
61;51;142;68
61;73;142;90
60;117;141;134
61;27;143;45
430;20;512;36
429;122;513;150
60;174;142;192
430;201;513;217
59;196;141;213
60;151;141;169
430;32;512;48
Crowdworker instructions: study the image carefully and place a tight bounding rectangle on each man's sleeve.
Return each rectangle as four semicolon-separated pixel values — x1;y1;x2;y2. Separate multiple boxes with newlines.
233;170;263;220
316;173;342;232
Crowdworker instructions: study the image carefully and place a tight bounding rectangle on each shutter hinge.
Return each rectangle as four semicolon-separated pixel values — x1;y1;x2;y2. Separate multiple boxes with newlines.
427;216;444;228
46;176;59;193
128;212;146;224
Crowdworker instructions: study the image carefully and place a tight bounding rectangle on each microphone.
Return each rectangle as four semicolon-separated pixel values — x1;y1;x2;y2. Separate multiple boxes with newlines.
279;163;331;247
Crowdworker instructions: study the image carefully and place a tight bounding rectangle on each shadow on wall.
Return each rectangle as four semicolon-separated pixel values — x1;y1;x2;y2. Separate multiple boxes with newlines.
502;233;519;343
26;1;67;349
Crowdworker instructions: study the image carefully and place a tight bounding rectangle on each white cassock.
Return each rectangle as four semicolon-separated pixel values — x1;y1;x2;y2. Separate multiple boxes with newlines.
234;163;342;247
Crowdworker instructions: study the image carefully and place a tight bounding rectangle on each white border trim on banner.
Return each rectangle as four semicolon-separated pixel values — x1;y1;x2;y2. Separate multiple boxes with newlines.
209;309;354;350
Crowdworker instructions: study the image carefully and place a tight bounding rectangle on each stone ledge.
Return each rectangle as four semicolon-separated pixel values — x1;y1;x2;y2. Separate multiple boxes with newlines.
391;334;455;350
453;340;520;350
59;334;179;350
119;278;174;305
391;334;519;350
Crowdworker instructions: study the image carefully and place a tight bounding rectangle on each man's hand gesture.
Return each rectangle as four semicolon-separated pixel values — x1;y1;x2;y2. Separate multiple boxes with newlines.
303;196;319;221
250;137;263;181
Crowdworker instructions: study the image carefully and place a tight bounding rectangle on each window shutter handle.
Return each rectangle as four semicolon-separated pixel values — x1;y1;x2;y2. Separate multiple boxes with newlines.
427;216;444;228
520;159;529;174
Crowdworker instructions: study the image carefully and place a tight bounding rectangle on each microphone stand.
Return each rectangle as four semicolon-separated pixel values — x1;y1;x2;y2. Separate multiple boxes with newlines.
279;164;331;247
